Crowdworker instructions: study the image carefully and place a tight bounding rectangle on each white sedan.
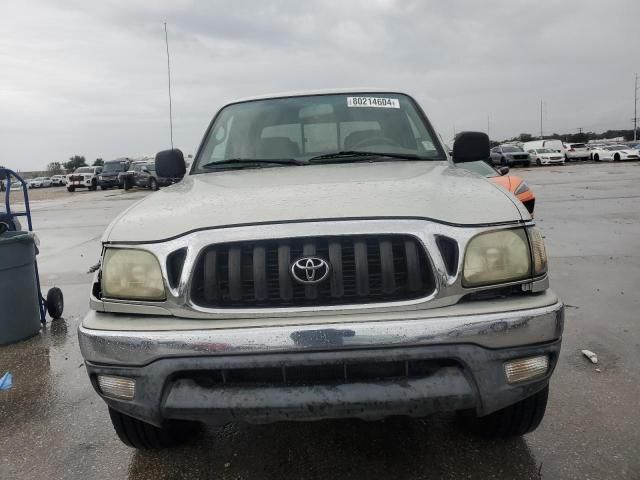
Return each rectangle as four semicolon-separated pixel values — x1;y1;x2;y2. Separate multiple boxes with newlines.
591;145;640;162
28;177;52;188
526;148;565;166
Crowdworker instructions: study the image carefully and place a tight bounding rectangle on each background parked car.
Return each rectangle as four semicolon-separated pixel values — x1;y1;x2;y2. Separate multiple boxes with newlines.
28;177;52;188
489;145;531;167
123;161;179;191
50;174;67;186
98;158;130;190
66;166;102;192
526;148;565;166
563;143;589;161
457;160;535;214
591;145;640;162
521;139;564;154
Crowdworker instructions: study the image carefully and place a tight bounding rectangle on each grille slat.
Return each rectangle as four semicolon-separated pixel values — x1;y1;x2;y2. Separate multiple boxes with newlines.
379;239;396;294
354;240;369;296
253;246;267;301
203;249;218;302
191;235;434;308
228;247;242;301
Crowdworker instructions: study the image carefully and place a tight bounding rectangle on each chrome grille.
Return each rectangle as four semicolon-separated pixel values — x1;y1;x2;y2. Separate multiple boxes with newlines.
190;235;435;308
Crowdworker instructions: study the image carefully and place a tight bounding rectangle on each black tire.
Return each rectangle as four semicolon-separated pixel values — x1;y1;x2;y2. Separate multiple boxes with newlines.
46;287;64;319
536;158;542;166
117;182;124;189
149;178;158;191
124;177;132;190
100;185;107;190
67;186;75;192
88;179;98;191
614;153;620;162
108;407;196;449
594;154;600;161
464;385;549;438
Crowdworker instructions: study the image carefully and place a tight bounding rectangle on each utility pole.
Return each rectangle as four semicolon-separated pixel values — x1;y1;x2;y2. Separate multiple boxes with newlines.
577;127;583;134
164;22;174;149
540;100;543;138
632;73;638;141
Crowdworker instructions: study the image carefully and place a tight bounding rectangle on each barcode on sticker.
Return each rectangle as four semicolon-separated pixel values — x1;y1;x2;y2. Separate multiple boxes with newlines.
347;97;400;108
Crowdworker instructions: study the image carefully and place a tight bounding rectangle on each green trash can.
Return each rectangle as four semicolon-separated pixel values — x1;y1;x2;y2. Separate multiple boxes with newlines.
0;231;41;345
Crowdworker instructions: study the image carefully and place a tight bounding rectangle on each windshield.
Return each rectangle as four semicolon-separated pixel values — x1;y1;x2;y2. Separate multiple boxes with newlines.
502;146;523;153
569;143;586;148
536;148;554;154
457;160;497;178
103;162;125;173
607;146;626;150
193;93;445;171
74;167;93;173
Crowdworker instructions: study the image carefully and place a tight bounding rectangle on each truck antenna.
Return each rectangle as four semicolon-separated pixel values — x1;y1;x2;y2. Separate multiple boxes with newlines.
164;22;174;150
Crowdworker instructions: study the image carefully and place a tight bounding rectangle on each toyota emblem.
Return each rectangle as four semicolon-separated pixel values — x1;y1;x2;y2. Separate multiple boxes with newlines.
290;257;330;284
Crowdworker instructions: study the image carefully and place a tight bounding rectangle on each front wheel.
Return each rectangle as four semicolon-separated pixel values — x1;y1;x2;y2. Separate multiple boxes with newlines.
108;407;198;449
594;154;600;161
536;158;542;166
614;153;620;162
67;186;75;192
463;385;549;438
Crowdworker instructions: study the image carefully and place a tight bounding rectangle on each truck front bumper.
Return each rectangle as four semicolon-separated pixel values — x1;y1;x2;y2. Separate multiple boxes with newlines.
79;299;564;427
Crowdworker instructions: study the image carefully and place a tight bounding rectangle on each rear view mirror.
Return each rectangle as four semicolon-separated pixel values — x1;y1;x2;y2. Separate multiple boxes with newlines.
155;149;186;178
498;166;510;175
452;132;490;163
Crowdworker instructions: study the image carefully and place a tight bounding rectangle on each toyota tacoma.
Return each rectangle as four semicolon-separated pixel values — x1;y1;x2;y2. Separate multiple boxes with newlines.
78;90;563;449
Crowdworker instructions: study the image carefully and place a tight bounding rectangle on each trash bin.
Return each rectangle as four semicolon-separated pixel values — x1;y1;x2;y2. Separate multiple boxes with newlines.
0;231;41;345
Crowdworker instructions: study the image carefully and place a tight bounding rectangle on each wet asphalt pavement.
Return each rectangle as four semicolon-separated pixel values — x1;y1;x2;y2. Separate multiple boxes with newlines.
1;163;639;479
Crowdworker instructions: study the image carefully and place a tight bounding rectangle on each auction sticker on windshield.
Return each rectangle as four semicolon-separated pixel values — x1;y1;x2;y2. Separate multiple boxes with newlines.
347;97;400;108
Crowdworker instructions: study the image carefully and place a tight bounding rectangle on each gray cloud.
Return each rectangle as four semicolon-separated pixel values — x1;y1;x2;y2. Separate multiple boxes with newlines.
2;0;639;170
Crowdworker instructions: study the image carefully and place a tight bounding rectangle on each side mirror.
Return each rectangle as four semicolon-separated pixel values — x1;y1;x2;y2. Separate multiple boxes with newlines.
155;149;186;179
498;166;510;176
452;132;490;163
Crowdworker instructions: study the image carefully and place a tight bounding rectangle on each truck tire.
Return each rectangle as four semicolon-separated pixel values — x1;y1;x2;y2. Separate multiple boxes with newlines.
108;407;196;449
67;186;75;192
88;179;98;191
464;385;549;438
46;287;64;320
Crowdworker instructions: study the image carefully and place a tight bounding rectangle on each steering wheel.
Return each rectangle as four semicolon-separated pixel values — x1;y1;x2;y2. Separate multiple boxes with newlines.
351;136;401;149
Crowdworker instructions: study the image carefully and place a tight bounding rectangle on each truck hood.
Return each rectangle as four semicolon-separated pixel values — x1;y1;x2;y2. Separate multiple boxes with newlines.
104;161;526;243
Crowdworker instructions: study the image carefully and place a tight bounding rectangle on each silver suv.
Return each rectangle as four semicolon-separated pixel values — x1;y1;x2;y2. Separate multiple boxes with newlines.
79;90;563;449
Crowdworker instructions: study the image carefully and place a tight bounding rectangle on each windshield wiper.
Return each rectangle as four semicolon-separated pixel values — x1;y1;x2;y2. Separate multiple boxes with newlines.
308;151;434;163
200;158;305;169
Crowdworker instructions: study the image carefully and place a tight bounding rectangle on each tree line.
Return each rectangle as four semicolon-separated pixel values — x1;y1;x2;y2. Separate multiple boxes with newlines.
46;156;104;175
504;129;637;145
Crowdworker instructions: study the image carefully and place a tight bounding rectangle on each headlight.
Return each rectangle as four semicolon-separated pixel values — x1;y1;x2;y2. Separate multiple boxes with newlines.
463;229;530;287
101;248;166;300
514;181;530;195
527;227;548;276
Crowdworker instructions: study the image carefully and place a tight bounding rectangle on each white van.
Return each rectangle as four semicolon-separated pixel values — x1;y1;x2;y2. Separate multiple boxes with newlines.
522;140;564;153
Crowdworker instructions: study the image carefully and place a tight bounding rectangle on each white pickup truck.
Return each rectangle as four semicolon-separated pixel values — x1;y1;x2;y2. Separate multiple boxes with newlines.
66;166;102;192
78;90;563;449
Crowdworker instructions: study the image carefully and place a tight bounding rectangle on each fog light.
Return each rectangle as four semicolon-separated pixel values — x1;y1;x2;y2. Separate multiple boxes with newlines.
97;375;136;400
504;355;549;384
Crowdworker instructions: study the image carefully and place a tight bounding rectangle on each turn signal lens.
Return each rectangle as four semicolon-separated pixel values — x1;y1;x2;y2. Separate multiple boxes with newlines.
102;248;166;300
462;229;530;287
504;355;549;384
527;228;548;275
97;375;136;400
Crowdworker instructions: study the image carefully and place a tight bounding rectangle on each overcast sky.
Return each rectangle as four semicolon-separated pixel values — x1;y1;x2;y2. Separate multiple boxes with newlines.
2;0;639;170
